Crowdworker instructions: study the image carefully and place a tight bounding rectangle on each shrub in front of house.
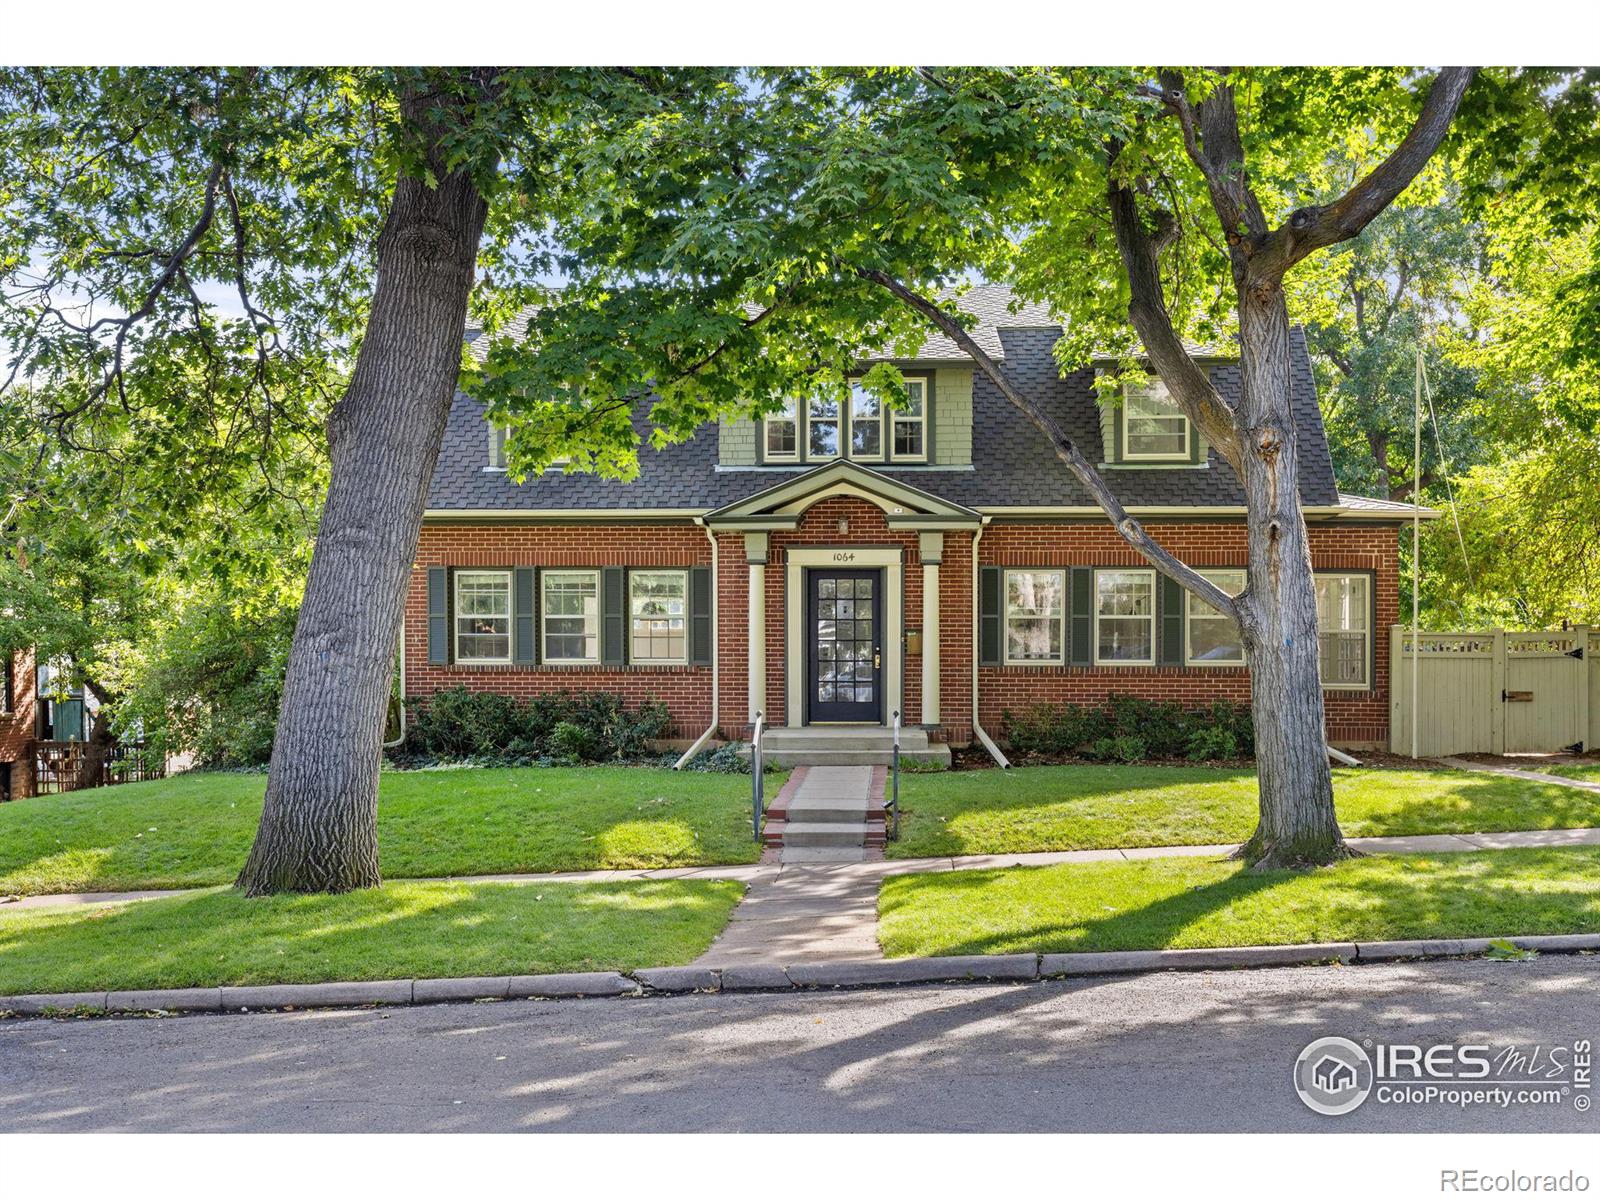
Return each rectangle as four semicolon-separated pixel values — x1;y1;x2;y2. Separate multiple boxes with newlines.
1002;695;1254;764
397;687;671;766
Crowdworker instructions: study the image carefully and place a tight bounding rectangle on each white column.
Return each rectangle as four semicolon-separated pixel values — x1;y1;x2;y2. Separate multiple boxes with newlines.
744;533;768;723
920;531;943;726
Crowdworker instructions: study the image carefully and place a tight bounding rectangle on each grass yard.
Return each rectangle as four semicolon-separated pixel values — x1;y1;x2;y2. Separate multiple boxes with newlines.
877;846;1600;958
0;766;772;897
1549;761;1600;785
0;877;742;997
887;765;1600;859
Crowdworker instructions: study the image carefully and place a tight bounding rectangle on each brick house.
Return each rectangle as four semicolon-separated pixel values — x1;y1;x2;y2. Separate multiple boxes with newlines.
406;285;1428;764
1;646;36;800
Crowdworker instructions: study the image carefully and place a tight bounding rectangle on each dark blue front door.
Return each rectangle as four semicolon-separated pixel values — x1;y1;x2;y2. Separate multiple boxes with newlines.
806;569;883;724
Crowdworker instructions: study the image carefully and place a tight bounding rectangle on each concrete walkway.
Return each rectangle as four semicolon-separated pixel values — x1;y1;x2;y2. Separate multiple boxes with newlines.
689;862;883;965
6;825;1600;914
1437;755;1600;793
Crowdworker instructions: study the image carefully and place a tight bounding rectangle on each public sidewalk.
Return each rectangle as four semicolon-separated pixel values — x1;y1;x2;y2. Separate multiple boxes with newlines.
7;824;1600;914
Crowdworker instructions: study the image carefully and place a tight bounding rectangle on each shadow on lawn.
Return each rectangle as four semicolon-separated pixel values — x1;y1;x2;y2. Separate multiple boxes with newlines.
880;848;1600;959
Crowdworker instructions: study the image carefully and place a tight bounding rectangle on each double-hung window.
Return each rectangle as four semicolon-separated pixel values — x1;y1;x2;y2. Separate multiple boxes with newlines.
1003;569;1065;664
1315;573;1370;689
1186;569;1247;666
542;570;600;663
454;570;512;663
1122;379;1191;461
807;395;842;459
848;382;884;461
1094;569;1156;664
629;571;688;664
764;400;799;462
890;378;927;461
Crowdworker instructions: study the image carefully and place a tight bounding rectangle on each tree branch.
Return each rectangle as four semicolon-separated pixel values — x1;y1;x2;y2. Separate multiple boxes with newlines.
855;267;1243;622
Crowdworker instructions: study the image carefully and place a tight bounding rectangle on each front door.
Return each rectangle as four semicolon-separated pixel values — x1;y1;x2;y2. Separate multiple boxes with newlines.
807;568;883;723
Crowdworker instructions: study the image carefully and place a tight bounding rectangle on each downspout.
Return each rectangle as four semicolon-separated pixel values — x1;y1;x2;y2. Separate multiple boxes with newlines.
971;516;1010;768
674;519;720;769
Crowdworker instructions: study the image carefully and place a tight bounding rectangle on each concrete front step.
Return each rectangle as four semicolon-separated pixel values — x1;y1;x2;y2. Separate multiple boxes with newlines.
765;747;950;767
746;725;952;769
781;821;877;848
762;820;885;849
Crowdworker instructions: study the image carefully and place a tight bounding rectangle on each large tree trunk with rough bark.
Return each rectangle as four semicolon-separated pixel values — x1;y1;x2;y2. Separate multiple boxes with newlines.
237;86;492;896
1233;296;1348;867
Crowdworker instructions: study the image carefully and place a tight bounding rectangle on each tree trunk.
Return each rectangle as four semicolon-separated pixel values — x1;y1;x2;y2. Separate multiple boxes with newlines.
237;93;492;896
1234;288;1352;869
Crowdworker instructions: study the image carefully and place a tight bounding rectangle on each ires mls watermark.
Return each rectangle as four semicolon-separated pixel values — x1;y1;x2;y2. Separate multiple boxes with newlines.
1293;1036;1593;1117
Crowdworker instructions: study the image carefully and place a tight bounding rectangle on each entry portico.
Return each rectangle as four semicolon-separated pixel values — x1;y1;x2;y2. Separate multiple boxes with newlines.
704;461;981;736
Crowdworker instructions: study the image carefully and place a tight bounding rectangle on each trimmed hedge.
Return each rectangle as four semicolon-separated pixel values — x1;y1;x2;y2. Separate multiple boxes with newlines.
396;688;670;766
1003;695;1254;763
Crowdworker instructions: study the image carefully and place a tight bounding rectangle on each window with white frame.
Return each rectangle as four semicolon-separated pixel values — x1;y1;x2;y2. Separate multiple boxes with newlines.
764;399;799;461
1315;573;1370;689
542;570;600;663
1004;569;1065;664
807;395;842;459
454;570;512;663
629;571;687;663
1095;569;1156;664
1186;569;1247;666
848;382;884;461
1122;379;1191;461
891;378;927;461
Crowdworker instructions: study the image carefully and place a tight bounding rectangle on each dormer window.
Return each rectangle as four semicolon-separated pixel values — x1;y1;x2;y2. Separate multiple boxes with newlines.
849;382;884;461
764;400;799;461
807;395;842;459
1122;379;1191;461
889;378;927;462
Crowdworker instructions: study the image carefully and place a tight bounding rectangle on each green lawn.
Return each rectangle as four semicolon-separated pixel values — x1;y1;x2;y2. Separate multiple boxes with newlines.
0;767;771;897
877;847;1600;958
1549;760;1600;784
888;765;1600;859
0;878;742;996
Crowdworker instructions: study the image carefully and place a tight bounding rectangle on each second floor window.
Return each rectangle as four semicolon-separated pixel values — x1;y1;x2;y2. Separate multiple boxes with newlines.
1122;379;1191;461
890;379;927;461
765;400;799;461
762;379;929;465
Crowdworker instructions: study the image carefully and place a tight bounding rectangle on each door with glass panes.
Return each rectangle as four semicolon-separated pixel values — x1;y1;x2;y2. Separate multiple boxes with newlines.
806;569;883;723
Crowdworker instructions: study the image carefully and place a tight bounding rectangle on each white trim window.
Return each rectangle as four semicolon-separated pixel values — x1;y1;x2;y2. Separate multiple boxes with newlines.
848;382;885;461
1122;379;1191;461
1004;569;1065;664
807;395;842;459
1186;569;1247;667
1316;573;1371;689
454;570;512;663
764;400;799;462
629;570;688;664
1094;569;1156;664
542;570;601;663
891;378;927;461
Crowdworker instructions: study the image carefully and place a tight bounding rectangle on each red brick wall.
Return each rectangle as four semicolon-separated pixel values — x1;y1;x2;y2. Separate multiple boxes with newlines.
975;521;1399;747
1;646;37;799
407;525;715;740
411;516;1400;750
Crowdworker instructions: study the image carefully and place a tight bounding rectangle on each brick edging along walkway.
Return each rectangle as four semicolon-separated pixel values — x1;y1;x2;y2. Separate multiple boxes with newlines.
5;933;1597;1019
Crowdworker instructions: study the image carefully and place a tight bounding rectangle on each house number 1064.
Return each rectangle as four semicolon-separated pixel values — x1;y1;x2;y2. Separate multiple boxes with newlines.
832;552;856;562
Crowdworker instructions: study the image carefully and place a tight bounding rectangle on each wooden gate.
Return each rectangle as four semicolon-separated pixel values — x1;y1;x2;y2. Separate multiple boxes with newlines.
1390;626;1595;757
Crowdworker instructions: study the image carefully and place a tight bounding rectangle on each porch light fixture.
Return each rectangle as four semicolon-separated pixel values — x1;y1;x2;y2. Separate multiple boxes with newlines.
838;518;849;534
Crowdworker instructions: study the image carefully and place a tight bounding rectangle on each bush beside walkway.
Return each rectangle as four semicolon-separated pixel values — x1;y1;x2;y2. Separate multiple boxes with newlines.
888;765;1600;859
0;878;743;996
877;846;1600;958
0;767;773;897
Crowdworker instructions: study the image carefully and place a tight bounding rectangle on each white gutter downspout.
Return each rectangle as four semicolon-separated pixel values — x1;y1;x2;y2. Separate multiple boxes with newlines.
674;520;720;769
971;516;1010;768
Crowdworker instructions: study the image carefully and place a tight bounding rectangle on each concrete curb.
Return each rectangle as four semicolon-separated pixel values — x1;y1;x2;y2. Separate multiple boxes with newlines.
4;933;1597;1018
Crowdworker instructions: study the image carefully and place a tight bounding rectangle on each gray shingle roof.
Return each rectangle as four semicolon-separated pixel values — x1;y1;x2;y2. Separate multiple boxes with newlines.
429;295;1341;513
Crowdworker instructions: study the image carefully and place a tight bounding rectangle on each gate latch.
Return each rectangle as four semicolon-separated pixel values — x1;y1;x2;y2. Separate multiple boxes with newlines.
1502;689;1535;703
1567;647;1585;660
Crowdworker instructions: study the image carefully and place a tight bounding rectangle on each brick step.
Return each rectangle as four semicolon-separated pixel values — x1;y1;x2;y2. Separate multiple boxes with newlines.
763;817;886;848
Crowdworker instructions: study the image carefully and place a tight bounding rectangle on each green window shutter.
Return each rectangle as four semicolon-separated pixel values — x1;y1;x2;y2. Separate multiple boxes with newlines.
514;567;537;665
979;567;1002;666
602;567;627;665
1159;575;1185;667
1111;402;1124;463
1069;567;1093;666
427;567;449;665
688;567;713;666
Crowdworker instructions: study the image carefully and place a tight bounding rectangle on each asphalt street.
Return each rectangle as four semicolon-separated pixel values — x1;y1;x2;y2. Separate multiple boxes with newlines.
2;957;1596;1133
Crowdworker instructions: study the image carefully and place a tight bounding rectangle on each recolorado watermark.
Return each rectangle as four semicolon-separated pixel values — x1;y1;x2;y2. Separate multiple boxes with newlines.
1292;1035;1592;1117
1440;1169;1590;1193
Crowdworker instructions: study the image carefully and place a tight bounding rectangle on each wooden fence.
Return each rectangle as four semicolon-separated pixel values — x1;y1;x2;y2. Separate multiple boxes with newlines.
1390;626;1598;757
33;740;165;795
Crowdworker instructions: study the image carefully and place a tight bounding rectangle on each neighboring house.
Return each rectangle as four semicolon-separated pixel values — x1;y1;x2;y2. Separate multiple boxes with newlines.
406;285;1428;763
0;646;37;800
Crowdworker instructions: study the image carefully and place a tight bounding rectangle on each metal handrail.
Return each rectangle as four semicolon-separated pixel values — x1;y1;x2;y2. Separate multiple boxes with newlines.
889;709;901;841
751;710;765;843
